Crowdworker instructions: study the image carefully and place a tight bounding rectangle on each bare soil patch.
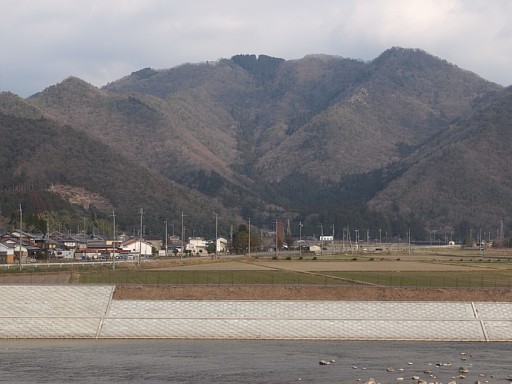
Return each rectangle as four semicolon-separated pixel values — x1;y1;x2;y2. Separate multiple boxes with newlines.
113;285;512;302
0;272;72;284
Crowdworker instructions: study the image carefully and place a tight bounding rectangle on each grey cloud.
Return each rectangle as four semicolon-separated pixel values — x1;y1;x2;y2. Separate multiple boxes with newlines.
1;0;510;97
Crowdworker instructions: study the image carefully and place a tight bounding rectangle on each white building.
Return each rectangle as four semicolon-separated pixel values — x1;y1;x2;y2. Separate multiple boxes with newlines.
186;237;208;255
215;237;228;253
120;239;154;257
186;237;229;255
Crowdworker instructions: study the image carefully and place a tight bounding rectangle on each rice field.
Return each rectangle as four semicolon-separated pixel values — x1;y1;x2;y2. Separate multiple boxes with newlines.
3;248;512;288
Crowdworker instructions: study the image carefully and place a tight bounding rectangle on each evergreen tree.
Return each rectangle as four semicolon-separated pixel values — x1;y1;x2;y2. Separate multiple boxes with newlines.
232;224;261;254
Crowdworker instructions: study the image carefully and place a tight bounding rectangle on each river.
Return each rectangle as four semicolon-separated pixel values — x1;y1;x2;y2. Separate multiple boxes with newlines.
0;340;510;383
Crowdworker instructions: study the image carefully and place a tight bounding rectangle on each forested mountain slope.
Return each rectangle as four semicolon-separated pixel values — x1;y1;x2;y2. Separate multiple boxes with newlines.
368;87;512;236
0;93;233;235
0;47;507;238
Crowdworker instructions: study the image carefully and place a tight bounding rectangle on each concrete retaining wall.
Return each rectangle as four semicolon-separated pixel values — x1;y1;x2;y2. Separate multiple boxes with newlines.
1;286;512;340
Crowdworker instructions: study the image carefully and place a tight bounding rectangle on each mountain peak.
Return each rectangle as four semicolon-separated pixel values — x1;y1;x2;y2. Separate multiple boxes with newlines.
0;92;44;119
29;77;106;113
29;76;102;102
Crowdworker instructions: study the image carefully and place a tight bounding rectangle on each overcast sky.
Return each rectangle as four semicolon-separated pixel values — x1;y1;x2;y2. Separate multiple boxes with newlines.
1;0;511;97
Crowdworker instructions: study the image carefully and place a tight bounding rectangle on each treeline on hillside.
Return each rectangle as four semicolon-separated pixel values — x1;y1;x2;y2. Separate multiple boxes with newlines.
231;54;284;82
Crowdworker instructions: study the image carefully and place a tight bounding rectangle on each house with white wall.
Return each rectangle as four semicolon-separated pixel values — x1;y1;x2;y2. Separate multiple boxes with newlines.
0;242;15;264
215;237;228;253
120;239;154;257
186;237;208;255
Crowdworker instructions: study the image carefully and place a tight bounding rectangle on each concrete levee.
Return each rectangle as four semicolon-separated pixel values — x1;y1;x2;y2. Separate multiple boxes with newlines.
1;285;512;340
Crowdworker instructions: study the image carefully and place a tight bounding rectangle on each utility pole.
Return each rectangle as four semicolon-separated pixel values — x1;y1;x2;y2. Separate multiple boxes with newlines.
112;211;116;270
319;224;323;255
181;211;185;259
347;226;352;254
46;213;50;263
299;221;303;258
331;224;335;252
18;204;22;270
164;219;168;257
215;214;219;259
248;217;251;258
83;217;88;258
139;208;143;265
275;219;278;258
408;227;411;255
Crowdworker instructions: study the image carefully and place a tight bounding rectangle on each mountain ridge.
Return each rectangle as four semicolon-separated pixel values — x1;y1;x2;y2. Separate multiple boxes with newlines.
1;47;509;240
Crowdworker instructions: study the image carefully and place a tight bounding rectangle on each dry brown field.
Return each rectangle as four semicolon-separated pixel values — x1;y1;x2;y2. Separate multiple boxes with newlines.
3;250;512;301
116;254;512;301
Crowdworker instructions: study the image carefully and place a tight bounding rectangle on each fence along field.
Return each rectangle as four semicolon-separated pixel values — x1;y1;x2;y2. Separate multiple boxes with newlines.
2;248;512;288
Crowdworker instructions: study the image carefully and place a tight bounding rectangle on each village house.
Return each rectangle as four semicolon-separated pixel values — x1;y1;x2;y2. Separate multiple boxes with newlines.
1;231;37;247
0;242;15;264
120;238;154;257
186;237;208;255
0;226;226;264
144;235;163;253
0;232;40;262
214;237;228;253
184;237;229;256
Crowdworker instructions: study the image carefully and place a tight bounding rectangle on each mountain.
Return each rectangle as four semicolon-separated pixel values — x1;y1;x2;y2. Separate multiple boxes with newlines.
0;47;508;240
368;87;512;237
255;49;500;181
0;93;234;236
27;75;268;228
96;48;500;183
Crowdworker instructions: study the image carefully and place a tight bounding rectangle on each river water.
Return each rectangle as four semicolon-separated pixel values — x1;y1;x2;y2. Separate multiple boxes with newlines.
0;340;510;383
